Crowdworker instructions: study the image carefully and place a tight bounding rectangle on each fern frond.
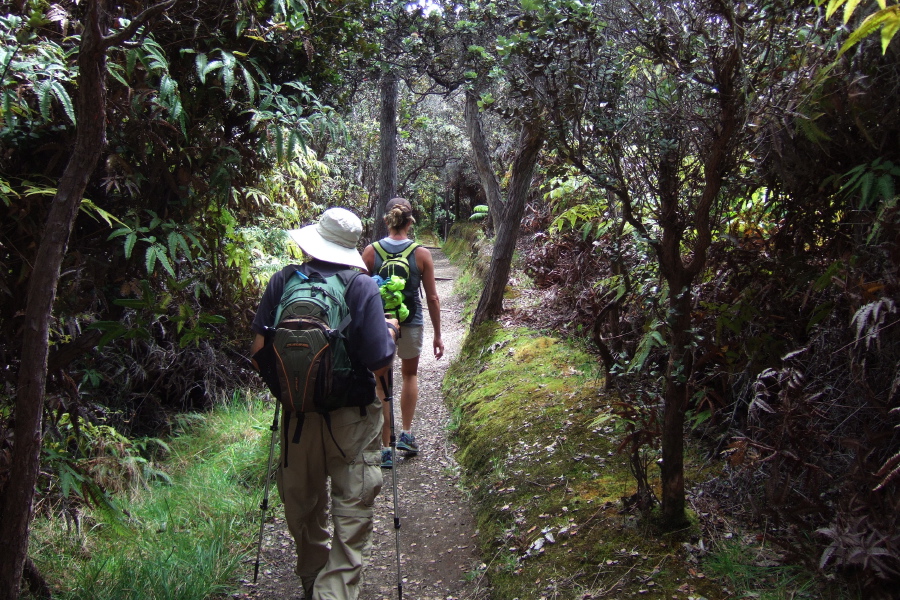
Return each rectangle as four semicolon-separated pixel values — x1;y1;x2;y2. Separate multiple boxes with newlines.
873;454;900;491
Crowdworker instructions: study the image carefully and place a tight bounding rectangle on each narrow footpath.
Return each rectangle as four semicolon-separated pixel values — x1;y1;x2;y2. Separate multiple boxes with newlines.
241;248;489;600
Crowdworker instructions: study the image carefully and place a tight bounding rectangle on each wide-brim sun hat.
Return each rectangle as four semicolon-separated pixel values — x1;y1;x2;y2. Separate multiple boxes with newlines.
287;207;366;270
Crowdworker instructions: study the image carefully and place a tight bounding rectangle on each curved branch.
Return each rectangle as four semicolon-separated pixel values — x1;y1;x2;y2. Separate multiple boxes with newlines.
102;0;176;49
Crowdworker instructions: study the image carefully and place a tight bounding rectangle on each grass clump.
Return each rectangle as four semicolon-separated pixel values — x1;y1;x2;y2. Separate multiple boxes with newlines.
30;391;274;600
703;538;854;600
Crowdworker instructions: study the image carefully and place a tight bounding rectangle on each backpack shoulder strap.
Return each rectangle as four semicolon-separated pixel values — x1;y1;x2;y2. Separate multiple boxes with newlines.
332;269;362;332
398;242;419;259
336;268;362;287
372;241;388;261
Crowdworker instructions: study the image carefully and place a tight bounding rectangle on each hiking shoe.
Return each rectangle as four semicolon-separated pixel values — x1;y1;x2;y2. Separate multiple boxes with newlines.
381;448;393;469
397;431;419;454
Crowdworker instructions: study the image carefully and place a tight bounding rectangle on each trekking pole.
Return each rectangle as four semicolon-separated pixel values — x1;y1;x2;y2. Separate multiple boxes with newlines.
253;396;280;584
379;369;403;600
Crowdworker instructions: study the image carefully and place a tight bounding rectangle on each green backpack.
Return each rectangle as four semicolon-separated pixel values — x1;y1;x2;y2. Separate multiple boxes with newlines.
257;266;372;461
372;241;419;323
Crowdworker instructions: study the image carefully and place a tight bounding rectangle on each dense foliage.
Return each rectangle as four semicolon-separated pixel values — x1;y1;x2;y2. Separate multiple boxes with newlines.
510;1;900;593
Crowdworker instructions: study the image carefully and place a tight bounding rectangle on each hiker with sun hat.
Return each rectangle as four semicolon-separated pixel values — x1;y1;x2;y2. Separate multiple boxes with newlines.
250;206;398;600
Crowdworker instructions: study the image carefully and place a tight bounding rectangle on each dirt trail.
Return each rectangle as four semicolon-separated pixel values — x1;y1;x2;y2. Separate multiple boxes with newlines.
240;248;488;600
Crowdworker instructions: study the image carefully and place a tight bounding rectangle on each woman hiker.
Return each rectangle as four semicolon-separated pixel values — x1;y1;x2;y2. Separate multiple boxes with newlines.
362;197;444;468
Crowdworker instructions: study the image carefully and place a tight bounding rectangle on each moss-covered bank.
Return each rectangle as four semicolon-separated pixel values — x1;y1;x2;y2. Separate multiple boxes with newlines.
442;321;727;599
440;224;837;599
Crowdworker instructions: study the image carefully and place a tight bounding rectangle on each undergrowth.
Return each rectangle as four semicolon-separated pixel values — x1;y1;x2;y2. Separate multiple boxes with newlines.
28;390;274;600
441;230;854;599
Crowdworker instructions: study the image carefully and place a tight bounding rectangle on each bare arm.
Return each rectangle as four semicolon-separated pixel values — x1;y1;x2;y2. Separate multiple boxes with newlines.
250;333;265;358
361;244;375;274
417;247;444;360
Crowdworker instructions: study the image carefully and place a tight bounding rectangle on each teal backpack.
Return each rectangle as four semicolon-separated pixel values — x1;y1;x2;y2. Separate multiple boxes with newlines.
256;265;371;463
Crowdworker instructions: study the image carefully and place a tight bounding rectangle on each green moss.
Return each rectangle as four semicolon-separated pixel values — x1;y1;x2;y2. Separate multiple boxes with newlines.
443;324;731;599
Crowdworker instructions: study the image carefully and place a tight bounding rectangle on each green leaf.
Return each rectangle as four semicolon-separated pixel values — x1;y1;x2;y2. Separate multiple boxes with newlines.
689;409;712;428
48;80;75;124
126;47;138;77
242;66;256;101
107;227;129;240
195;53;208;82
859;171;875;207
843;0;863;23
142;39;168;71
876;174;895;203
839;7;900;57
125;232;137;259
37;81;52;121
202;59;224;83
199;314;227;324
807;301;835;331
156;248;175;277
221;51;236;96
167;231;181;260
160;74;175;100
881;9;900;52
107;62;129;87
826;0;848;20
145;245;158;274
80;199;124;227
275;126;284;163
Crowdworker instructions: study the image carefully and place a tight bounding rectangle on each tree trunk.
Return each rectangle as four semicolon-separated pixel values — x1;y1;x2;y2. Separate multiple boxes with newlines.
0;9;108;596
0;2;173;595
464;92;502;225
471;118;543;326
659;285;693;527
654;44;740;527
454;174;461;223
376;72;398;240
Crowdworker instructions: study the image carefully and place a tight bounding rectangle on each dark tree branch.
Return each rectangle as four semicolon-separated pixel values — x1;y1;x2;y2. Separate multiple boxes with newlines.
102;0;175;49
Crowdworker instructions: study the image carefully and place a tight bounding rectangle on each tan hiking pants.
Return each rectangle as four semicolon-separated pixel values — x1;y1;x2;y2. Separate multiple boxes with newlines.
276;401;384;600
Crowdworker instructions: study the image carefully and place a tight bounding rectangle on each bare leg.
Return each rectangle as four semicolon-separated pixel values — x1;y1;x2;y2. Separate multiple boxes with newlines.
400;356;419;431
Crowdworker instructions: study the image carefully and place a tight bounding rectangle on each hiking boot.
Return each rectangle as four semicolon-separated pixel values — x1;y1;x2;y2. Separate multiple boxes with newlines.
397;431;419;454
381;448;393;469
